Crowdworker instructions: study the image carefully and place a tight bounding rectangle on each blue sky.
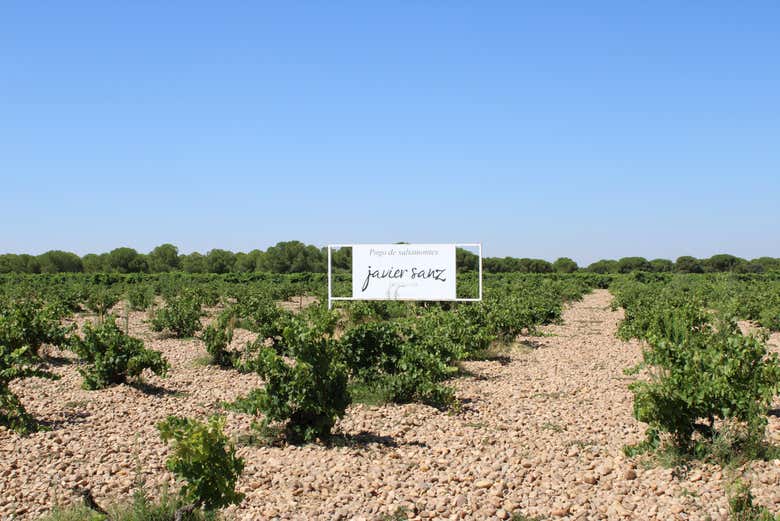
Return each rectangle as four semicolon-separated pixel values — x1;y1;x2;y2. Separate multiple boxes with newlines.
2;2;779;265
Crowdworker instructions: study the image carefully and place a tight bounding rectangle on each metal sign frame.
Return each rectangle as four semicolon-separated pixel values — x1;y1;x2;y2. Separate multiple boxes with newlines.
327;243;483;309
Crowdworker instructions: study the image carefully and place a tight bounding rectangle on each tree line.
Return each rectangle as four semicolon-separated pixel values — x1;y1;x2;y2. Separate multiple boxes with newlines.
0;242;778;275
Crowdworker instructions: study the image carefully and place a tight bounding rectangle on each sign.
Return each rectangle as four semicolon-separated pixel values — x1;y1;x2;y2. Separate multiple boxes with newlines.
351;244;457;300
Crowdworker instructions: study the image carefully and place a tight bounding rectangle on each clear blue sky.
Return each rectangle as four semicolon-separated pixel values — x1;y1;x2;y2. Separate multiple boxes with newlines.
2;2;779;265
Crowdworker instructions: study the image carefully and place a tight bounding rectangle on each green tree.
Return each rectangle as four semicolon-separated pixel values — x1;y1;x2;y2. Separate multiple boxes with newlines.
332;247;352;271
247;249;266;271
0;254;40;273
81;253;108;273
456;248;479;272
148;244;180;272
483;257;547;273
205;249;236;274
552;257;578;273
0;255;15;274
261;241;325;273
704;254;746;273
524;258;554;273
106;247;147;273
675;255;703;273
232;249;265;272
482;258;505;273
181;252;207;274
37;250;83;273
19;254;41;273
587;259;618;274
233;252;249;272
649;258;674;272
734;261;765;274
750;257;780;272
617;257;651;273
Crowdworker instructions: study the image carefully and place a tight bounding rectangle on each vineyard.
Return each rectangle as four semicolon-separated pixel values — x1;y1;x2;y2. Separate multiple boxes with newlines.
1;272;779;520
6;0;779;519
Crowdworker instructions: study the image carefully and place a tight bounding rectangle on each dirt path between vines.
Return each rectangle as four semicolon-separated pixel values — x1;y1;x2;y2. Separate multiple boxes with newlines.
2;290;779;520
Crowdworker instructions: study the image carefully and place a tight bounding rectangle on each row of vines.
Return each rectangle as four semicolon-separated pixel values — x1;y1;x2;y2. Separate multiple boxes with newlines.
611;273;780;520
612;273;780;454
1;272;603;518
4;271;779;518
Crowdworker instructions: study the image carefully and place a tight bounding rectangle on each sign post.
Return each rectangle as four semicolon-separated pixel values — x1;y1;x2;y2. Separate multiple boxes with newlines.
327;243;482;309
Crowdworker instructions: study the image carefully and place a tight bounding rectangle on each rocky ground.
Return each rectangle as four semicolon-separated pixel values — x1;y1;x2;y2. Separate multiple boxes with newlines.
1;290;779;520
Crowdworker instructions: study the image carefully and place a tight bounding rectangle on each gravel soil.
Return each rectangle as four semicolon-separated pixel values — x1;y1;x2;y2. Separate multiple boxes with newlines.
1;290;779;520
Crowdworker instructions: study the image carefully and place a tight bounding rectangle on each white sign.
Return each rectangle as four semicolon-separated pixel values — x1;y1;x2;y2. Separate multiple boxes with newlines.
351;244;457;300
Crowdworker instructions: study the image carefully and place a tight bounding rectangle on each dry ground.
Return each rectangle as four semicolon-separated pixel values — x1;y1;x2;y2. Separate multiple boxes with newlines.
1;290;779;520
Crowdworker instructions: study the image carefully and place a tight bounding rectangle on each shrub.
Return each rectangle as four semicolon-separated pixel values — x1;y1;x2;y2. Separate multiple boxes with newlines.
343;300;411;325
337;311;464;409
0;299;70;357
0;299;69;433
0;346;58;434
201;311;236;367
379;342;456;408
480;297;540;342
151;293;202;337
442;306;495;359
40;487;220;521
71;316;169;389
728;479;778;521
252;347;349;442
247;313;350;442
85;286;121;319
758;306;780;332
620;299;709;344
127;285;154;311
627;318;780;456
191;284;221;307
337;322;402;380
234;295;288;341
157;415;244;511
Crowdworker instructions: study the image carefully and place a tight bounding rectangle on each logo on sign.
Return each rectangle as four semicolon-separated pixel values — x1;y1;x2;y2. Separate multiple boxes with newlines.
351;244;457;300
